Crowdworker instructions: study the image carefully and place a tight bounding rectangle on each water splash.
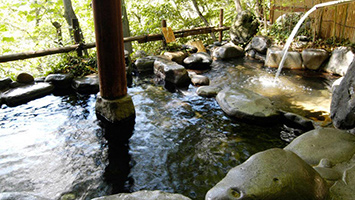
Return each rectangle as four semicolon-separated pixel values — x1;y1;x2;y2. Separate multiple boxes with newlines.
275;0;355;79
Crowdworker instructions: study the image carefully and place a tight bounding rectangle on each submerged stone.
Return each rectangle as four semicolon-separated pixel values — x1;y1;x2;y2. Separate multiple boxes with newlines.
92;190;191;200
2;82;54;107
206;148;328;200
265;47;302;69
324;47;355;76
216;87;280;123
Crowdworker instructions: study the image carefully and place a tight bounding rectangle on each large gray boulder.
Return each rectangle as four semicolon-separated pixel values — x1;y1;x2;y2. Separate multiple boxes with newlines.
285;128;355;200
183;52;212;70
154;57;191;87
285;128;355;166
265;47;302;69
206;148;328;200
230;10;259;45
92;190;191;200
212;43;244;60
2;82;54;107
302;48;329;70
324;47;355;76
216;87;280;123
331;58;355;129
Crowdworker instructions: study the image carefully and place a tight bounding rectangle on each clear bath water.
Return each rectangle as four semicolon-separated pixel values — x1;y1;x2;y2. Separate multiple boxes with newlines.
0;58;336;199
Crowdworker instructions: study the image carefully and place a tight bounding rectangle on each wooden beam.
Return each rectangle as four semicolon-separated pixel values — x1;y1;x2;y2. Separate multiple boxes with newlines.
0;26;230;63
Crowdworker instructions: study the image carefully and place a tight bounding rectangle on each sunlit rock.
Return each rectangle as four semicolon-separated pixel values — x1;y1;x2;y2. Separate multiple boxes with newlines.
285;128;355;200
2;82;54;107
135;57;155;75
302;48;329;70
324;47;355;76
72;76;99;94
265;47;302;69
206;148;328;200
92;190;191;200
154;57;191;87
230;10;259;45
329;164;355;200
285;128;355;166
16;72;34;84
331;59;355;130
0;77;12;90
163;51;188;65
190;74;210;86
45;73;74;89
331;77;343;93
196;86;222;97
183;52;212;70
216;87;280;123
212;43;244;60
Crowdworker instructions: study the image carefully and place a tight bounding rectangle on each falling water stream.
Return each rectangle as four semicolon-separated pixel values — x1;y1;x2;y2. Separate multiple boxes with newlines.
275;0;355;79
0;58;337;200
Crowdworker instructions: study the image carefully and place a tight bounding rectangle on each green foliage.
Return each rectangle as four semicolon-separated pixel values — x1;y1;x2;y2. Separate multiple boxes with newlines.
0;0;269;78
268;12;313;43
49;53;97;77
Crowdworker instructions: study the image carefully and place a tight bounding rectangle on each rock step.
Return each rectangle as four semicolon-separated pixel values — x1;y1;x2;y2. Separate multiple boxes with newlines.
2;83;54;107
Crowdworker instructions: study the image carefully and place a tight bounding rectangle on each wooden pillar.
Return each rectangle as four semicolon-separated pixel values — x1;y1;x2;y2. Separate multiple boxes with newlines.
219;9;224;43
92;0;127;100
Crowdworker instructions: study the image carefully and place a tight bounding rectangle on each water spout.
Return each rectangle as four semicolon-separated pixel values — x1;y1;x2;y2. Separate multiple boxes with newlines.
275;0;355;79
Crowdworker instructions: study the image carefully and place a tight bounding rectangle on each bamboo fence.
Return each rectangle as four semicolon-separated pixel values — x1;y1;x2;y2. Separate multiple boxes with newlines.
270;0;355;42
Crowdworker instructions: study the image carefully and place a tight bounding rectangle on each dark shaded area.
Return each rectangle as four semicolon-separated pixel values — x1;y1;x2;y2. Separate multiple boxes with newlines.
99;117;135;194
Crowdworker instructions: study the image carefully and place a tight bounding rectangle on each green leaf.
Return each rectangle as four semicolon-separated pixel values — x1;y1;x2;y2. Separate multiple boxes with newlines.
0;24;8;32
2;36;15;42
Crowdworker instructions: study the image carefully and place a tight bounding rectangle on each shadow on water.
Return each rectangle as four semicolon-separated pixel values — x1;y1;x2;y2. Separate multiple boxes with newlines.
98;116;135;194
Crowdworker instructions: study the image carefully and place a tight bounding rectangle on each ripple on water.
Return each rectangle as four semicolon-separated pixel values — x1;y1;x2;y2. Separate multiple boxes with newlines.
0;58;334;200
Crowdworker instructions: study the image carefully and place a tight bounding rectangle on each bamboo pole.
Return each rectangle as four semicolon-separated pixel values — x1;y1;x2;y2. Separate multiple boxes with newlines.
0;26;230;63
